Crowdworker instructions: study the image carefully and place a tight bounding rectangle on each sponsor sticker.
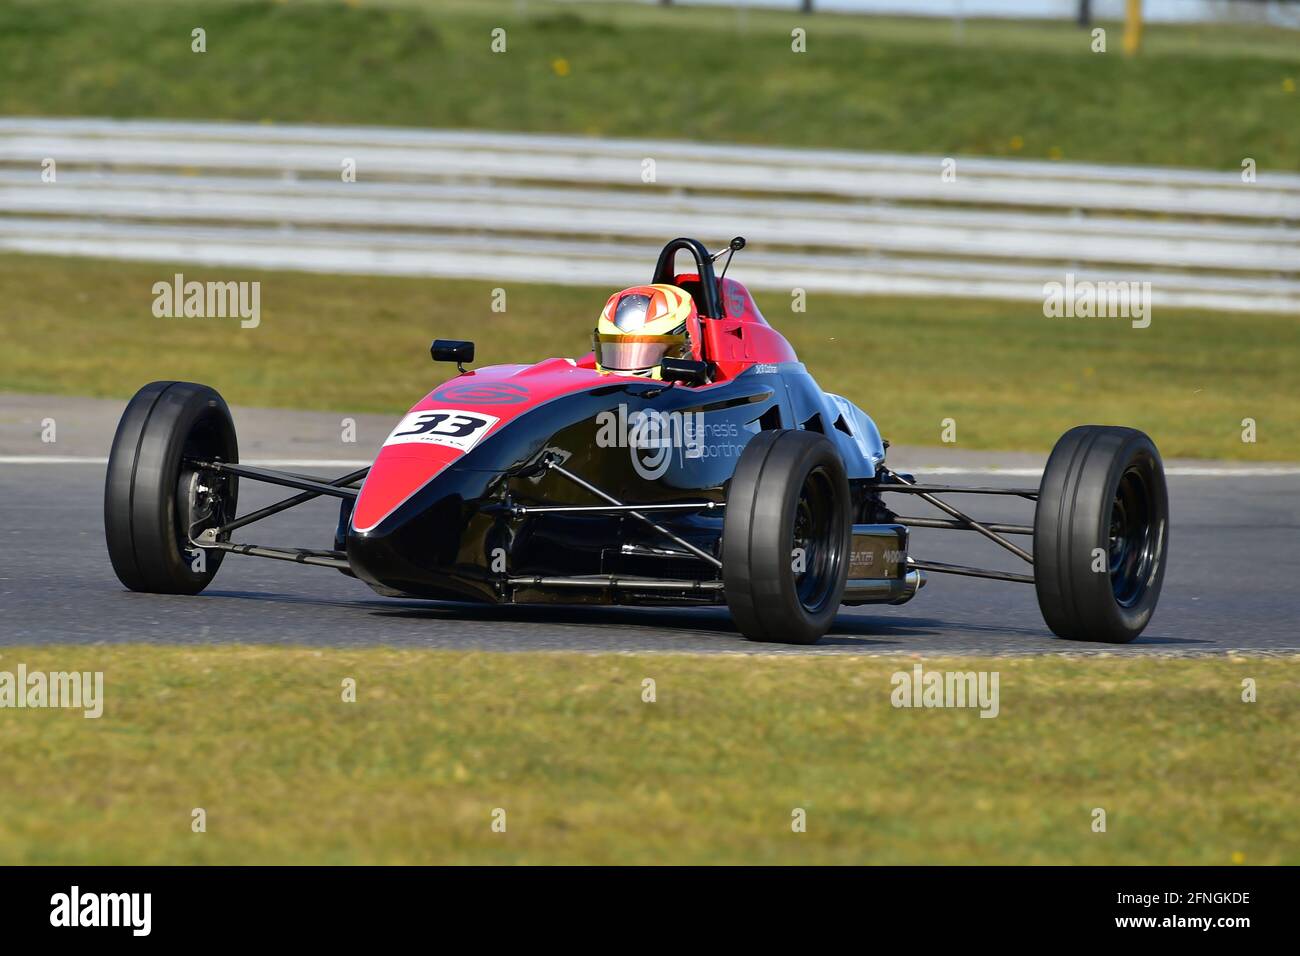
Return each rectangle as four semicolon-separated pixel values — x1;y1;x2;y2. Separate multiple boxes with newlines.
382;409;500;452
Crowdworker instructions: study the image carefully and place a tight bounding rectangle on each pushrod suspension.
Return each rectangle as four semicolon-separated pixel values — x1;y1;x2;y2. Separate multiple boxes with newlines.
541;457;723;570
877;467;1034;565
191;460;360;500
909;559;1034;584
511;501;724;516
861;482;1038;501
195;536;350;570
898;515;1033;536
219;467;369;535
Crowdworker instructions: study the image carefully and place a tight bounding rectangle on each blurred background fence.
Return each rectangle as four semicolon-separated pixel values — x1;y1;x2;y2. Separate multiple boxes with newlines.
1;117;1296;313
635;0;1300;28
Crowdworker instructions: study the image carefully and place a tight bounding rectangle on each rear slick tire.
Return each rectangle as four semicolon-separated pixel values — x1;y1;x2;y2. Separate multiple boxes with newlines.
722;430;851;645
104;381;239;594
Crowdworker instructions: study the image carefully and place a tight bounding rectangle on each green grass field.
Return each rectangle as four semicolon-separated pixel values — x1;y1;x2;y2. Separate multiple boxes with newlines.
3;252;1295;460
0;646;1293;865
0;0;1295;169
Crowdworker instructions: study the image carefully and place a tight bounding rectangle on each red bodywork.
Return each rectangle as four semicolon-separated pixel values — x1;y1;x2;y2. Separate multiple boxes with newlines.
351;277;798;533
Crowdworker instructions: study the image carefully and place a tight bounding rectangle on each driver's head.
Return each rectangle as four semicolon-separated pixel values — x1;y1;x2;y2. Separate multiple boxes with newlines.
593;284;698;378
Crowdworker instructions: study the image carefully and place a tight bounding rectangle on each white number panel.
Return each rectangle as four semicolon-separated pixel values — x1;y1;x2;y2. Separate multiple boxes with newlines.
381;409;500;452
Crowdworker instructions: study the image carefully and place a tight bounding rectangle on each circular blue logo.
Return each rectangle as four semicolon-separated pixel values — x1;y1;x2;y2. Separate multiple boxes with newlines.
435;382;531;405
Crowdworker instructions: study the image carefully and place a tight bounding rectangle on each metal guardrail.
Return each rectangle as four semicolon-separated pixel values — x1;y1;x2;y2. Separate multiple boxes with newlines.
0;117;1296;313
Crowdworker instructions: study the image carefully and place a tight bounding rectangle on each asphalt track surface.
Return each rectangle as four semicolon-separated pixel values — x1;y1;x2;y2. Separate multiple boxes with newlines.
2;395;1298;655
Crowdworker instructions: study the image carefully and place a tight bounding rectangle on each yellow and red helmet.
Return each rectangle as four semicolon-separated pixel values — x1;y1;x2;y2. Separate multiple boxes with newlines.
593;283;699;377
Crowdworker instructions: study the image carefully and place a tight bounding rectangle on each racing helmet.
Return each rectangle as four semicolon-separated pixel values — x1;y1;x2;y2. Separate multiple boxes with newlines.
593;283;700;377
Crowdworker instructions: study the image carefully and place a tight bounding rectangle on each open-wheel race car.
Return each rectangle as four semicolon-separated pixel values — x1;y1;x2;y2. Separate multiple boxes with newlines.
104;237;1168;645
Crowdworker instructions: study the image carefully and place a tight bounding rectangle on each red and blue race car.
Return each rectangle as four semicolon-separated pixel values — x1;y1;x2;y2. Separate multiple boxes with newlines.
104;237;1168;645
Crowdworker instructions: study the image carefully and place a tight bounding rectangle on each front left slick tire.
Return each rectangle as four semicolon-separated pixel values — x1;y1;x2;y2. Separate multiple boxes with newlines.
104;381;239;594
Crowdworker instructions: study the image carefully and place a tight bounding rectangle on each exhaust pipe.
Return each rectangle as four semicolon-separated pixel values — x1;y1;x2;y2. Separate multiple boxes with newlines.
841;568;926;607
890;568;926;605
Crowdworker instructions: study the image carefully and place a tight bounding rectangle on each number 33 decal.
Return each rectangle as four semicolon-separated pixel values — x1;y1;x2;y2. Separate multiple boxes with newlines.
383;408;501;452
395;412;485;439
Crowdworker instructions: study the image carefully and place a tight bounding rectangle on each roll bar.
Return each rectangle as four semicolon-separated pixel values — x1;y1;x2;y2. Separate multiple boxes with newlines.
651;237;725;320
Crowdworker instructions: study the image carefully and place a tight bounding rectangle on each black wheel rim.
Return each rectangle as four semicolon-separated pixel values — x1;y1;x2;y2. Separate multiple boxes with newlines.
176;414;235;561
1108;464;1158;608
791;465;840;612
177;467;231;554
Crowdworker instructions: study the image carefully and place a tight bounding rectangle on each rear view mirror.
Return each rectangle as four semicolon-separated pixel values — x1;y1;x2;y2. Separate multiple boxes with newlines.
660;358;709;386
431;339;474;372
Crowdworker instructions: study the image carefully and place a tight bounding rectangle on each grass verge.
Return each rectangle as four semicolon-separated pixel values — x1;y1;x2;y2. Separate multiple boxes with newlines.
0;645;1293;864
0;0;1295;168
2;252;1296;460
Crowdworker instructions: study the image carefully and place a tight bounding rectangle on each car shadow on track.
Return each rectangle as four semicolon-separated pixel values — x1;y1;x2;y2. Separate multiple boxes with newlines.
368;602;983;649
194;588;1207;651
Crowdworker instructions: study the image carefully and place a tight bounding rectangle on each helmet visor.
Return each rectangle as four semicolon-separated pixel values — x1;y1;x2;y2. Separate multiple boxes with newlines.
595;333;686;372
